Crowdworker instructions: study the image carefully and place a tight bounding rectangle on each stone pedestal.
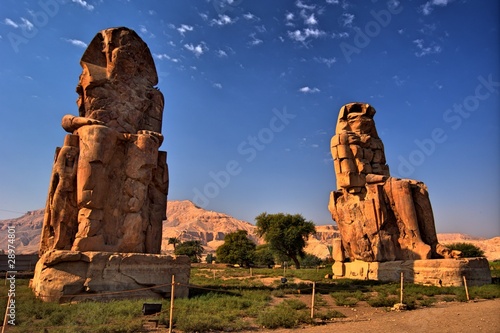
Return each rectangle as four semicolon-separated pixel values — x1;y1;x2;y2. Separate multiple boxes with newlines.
332;258;492;287
30;250;190;303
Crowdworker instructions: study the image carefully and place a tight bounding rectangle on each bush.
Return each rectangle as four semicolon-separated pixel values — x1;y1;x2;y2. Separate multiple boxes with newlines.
367;295;399;307
445;242;485;258
315;309;346;320
257;303;312;329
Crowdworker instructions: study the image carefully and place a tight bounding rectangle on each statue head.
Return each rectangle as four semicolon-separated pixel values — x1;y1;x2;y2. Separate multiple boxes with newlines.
336;103;379;138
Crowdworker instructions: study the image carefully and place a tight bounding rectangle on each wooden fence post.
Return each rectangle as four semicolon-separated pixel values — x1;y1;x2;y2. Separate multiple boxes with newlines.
169;275;175;333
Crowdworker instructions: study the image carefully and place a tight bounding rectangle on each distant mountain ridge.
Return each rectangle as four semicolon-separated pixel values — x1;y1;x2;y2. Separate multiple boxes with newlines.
1;200;498;260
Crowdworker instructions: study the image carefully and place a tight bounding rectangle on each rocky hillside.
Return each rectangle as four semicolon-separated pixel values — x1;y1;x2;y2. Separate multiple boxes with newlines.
0;201;498;260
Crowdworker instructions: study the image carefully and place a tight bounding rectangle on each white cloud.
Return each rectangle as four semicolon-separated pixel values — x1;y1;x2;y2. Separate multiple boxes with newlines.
5;17;35;31
64;38;88;48
71;0;94;11
139;25;148;34
332;32;349;38
304;13;318;25
4;18;19;28
413;39;442;57
341;13;354;27
199;13;209;21
211;14;235;26
296;0;316;10
177;24;194;36
392;75;406;86
248;33;263;46
288;28;325;43
421;0;454;15
314;57;336;68
398;29;404;35
213;83;222;89
326;0;339;3
153;53;180;63
299;86;320;93
243;12;259;21
285;12;294;21
184;43;207;57
216;49;228;57
20;18;34;30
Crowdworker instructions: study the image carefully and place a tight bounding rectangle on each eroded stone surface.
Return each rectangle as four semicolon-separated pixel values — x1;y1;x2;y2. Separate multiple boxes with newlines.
328;103;456;262
30;250;190;302
334;258;492;286
39;27;168;255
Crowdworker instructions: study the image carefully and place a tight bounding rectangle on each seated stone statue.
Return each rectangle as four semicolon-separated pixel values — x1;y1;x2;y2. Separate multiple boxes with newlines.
39;27;168;255
328;103;454;262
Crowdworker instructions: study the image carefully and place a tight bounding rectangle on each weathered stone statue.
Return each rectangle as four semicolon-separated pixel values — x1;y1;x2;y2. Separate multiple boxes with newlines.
328;103;452;262
32;27;189;302
39;27;168;255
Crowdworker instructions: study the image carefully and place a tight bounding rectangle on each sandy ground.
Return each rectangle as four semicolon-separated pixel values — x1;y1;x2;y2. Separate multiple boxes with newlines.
241;298;500;333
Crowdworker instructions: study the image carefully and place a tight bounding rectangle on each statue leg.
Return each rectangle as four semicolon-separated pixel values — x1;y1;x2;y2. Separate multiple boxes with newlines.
385;178;431;259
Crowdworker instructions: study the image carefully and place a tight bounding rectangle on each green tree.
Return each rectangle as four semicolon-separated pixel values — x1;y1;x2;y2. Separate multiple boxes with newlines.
216;230;256;267
299;254;322;268
254;244;275;268
168;237;180;250
446;242;485;258
175;240;204;263
255;212;316;269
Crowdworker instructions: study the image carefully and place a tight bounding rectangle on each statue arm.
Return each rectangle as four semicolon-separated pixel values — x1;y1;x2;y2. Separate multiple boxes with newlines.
61;115;104;133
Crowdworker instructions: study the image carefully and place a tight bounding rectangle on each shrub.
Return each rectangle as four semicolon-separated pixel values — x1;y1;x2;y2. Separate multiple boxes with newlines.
330;291;359;306
315;309;346;320
445;242;485;258
282;299;307;310
367;295;399;307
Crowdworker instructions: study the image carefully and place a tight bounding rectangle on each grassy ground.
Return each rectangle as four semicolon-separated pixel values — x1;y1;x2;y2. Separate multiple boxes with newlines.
0;265;498;332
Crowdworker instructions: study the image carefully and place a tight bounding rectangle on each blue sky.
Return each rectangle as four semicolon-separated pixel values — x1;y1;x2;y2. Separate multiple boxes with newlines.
0;0;498;238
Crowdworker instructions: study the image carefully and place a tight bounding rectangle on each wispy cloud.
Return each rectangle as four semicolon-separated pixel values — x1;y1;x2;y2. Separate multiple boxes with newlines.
288;28;325;43
4;18;19;29
392;75;406;86
211;14;235;26
177;24;194;36
138;25;155;38
213;82;222;89
71;0;94;11
248;33;263;46
216;49;228;57
314;57;336;68
421;0;454;15
304;13;318;25
296;0;316;10
299;86;320;93
153;53;180;63
331;32;349;38
413;39;442;57
340;13;354;27
184;43;208;57
243;12;259;21
63;38;87;48
326;0;339;4
285;12;294;21
4;17;34;31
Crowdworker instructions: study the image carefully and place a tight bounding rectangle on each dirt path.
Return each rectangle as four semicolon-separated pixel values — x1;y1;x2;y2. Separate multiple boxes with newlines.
239;299;500;333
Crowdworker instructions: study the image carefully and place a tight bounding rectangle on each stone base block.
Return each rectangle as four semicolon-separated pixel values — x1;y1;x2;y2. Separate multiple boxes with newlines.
30;250;191;303
332;258;492;286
